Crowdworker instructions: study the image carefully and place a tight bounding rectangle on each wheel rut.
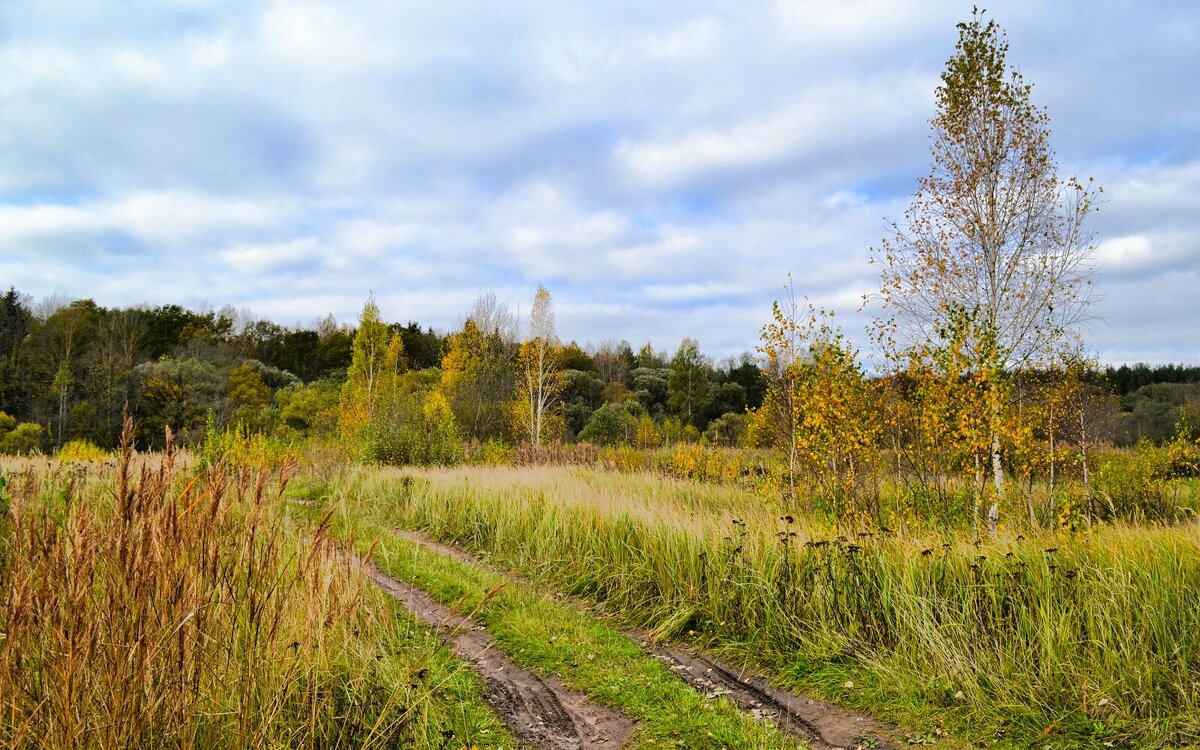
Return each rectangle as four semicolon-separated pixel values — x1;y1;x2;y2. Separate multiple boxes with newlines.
364;563;635;749
394;529;905;750
639;639;900;749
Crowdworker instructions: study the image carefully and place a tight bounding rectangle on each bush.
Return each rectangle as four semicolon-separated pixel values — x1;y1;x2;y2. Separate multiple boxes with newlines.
703;412;748;447
579;401;644;445
477;437;514;465
0;422;43;456
58;439;108;462
597;445;649;472
1164;437;1200;479
1094;443;1181;520
367;421;461;466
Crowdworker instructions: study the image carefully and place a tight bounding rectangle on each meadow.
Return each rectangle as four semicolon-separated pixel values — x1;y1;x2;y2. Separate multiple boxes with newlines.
5;424;1200;748
320;458;1200;749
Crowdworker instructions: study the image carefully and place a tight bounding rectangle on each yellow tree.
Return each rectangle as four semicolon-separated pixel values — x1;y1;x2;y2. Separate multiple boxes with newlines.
908;304;1003;529
756;277;805;505
1019;351;1097;521
757;277;877;511
512;285;564;448
871;11;1098;528
440;317;513;441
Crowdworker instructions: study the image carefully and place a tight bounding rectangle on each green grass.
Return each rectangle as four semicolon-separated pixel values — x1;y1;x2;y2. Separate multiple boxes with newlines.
328;464;1200;749
293;478;805;749
296;589;520;749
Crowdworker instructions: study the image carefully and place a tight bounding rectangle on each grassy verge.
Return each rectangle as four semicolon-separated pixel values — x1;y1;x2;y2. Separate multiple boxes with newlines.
292;476;804;750
337;464;1200;750
0;429;515;749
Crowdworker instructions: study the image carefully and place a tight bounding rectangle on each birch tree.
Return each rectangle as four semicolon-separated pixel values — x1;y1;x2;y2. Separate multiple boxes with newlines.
757;277;876;511
513;285;563;447
872;10;1099;528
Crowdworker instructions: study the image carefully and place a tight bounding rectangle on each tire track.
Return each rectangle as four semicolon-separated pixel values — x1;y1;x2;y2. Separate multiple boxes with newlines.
364;563;634;749
638;639;898;749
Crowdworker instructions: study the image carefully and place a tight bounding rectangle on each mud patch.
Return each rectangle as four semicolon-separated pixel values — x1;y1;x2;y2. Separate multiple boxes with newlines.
364;565;635;749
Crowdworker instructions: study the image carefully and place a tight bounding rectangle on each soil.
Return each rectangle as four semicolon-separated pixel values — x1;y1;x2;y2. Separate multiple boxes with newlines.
365;564;636;749
393;529;907;750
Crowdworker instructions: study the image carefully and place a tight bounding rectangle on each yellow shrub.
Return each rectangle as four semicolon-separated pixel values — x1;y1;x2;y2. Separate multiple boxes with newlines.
58;439;108;462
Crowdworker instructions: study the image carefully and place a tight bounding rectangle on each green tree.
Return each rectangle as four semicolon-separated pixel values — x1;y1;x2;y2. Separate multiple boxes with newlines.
579;401;644;446
132;358;227;447
93;308;145;441
0;420;43;455
0;288;32;417
277;380;340;433
630;366;671;417
35;300;99;445
668;338;713;429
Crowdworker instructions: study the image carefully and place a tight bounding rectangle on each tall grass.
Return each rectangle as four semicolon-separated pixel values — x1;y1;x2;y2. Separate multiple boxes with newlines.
0;420;511;748
348;464;1200;748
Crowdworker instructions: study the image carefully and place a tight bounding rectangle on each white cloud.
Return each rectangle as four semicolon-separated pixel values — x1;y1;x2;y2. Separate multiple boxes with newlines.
1097;235;1154;271
640;281;744;303
258;0;396;75
219;237;320;274
615;73;932;188
0;191;288;249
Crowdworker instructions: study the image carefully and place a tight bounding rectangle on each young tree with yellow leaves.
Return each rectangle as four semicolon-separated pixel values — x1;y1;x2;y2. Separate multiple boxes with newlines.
440;316;514;441
871;11;1099;528
906;304;1005;530
755;278;805;505
756;277;877;512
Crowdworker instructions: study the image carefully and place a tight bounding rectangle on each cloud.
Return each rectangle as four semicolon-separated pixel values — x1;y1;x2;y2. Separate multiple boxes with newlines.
0;191;288;249
219;237;320;274
615;72;933;189
1097;235;1155;271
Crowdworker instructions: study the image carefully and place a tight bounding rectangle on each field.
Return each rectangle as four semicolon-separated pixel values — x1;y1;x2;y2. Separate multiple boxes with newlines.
316;462;1200;748
4;434;1200;749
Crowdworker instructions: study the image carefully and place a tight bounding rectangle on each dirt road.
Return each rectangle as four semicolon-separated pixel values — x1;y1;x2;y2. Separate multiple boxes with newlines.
390;529;905;750
366;565;635;749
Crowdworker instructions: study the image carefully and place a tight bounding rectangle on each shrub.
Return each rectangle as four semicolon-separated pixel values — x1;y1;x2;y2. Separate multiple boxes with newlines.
703;412;748;447
0;423;43;456
57;439;108;462
579;401;643;445
367;421;462;466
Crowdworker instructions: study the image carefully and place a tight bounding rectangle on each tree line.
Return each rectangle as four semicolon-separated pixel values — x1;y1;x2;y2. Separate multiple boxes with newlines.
0;280;1191;456
0;285;772;455
0;289;442;450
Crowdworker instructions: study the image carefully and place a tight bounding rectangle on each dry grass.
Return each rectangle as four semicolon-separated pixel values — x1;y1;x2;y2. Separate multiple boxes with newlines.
0;420;513;748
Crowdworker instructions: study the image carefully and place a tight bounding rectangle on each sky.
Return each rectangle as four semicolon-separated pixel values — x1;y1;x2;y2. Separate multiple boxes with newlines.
0;1;1197;365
